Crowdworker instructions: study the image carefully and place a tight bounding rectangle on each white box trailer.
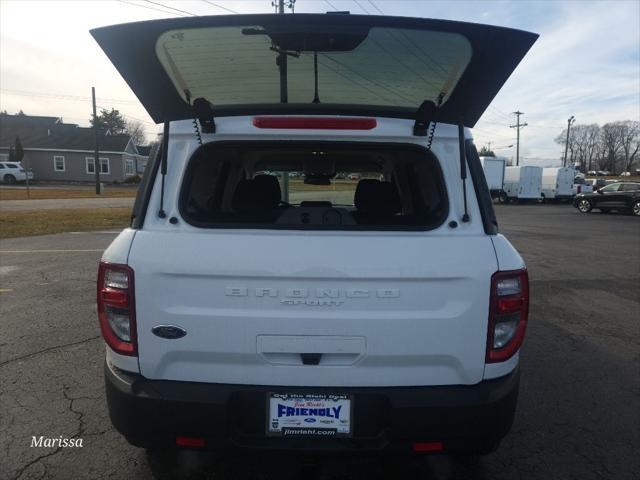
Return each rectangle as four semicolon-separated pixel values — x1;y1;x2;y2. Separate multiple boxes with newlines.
503;166;542;202
480;156;506;200
541;167;575;202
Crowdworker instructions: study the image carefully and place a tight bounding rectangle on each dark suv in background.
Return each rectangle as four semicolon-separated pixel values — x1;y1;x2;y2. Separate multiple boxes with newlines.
574;182;640;216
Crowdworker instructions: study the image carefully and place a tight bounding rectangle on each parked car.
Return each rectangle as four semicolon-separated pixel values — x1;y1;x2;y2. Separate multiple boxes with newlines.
347;173;361;181
574;182;640;216
587;170;597;176
596;170;610;176
0;162;34;184
92;14;536;457
620;171;631;177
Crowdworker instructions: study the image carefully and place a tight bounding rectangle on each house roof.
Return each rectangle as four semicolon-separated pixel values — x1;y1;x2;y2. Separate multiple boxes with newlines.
0;114;131;152
136;145;151;156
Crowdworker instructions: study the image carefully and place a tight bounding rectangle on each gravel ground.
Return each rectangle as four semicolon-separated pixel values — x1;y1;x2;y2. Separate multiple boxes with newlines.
0;204;638;480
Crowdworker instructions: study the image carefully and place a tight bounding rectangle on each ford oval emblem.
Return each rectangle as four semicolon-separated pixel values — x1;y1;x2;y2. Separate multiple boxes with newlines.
151;325;187;339
304;418;316;423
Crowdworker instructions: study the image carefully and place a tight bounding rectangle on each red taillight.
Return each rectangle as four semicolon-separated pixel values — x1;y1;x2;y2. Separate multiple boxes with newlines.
97;262;137;356
486;269;529;363
412;441;444;453
175;436;205;448
252;116;377;130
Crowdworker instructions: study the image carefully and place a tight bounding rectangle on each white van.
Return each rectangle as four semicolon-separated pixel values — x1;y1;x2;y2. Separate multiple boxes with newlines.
541;167;575;202
480;156;506;201
92;14;536;456
503;166;542;202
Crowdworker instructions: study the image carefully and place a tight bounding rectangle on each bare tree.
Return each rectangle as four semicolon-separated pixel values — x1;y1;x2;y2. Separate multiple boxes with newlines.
555;124;600;171
555;128;577;166
571;124;601;172
617;120;640;172
600;123;625;173
126;120;147;146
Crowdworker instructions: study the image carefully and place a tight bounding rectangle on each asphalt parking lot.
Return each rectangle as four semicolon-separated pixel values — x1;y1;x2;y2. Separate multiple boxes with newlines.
0;204;638;480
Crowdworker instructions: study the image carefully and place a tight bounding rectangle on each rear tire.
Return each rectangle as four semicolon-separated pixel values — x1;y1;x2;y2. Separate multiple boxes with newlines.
498;192;509;204
632;200;640;217
3;174;16;184
577;199;592;213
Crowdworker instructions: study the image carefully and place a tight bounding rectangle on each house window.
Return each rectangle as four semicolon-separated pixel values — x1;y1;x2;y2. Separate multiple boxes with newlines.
124;158;135;176
100;158;110;175
54;156;65;172
86;157;110;174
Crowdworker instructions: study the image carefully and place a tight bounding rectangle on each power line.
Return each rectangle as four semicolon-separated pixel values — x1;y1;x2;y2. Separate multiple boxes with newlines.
317;58;399;104
355;0;450;82
322;54;416;104
95;106;156;126
367;38;441;90
142;0;196;16
367;0;385;14
201;0;239;14
1;88;139;105
477;119;511;128
353;0;370;14
324;0;338;11
1;88;156;126
488;105;513;121
116;0;188;16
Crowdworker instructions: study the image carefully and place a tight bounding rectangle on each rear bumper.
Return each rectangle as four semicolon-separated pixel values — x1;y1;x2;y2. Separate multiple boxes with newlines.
105;361;519;453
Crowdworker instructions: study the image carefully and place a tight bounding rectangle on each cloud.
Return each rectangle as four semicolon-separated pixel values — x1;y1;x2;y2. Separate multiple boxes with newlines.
471;1;640;165
0;0;638;153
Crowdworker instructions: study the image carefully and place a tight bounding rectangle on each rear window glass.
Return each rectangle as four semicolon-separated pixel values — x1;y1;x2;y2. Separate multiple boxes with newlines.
156;25;471;109
180;142;448;230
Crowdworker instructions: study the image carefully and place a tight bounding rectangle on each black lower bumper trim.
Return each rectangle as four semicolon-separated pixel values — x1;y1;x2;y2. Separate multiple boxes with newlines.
105;361;519;452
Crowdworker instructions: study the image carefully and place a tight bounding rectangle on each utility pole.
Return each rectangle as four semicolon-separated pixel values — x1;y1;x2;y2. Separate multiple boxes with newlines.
510;111;527;166
92;87;101;195
486;141;492;153
563;116;575;167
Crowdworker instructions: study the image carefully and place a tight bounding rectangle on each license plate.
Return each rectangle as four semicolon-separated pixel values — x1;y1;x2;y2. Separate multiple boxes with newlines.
267;393;352;437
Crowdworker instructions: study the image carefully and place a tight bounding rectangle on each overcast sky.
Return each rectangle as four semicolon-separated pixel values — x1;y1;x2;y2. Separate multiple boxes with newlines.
1;0;639;166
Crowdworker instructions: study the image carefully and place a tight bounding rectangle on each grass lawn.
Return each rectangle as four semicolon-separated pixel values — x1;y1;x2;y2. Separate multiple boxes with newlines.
0;188;137;201
0;208;131;239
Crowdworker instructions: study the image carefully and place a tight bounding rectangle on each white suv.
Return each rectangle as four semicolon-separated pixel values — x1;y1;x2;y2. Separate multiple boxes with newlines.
0;162;33;184
93;14;536;456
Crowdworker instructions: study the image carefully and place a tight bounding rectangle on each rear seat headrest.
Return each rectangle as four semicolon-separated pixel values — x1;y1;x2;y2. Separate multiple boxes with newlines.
253;174;282;204
232;175;282;213
354;179;401;215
